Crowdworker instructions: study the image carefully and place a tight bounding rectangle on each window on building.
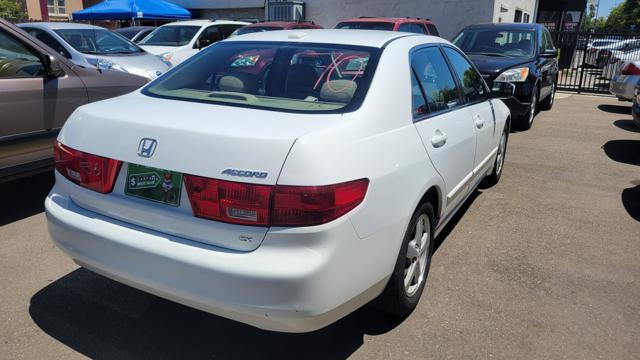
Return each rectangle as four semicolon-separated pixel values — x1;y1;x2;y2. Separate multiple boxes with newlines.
523;13;530;23
514;10;523;23
48;0;66;15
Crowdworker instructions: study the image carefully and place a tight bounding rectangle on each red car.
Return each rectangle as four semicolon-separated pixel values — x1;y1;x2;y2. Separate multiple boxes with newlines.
335;17;439;36
233;21;322;36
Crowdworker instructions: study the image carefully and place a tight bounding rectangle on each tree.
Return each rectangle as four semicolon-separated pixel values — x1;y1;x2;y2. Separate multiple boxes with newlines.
604;0;640;32
0;0;26;19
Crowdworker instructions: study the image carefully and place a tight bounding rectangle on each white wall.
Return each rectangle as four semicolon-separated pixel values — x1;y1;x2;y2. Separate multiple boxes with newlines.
492;0;538;23
303;0;496;40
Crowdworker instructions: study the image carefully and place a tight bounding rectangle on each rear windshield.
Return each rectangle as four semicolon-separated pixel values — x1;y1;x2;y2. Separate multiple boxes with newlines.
236;26;282;35
144;41;380;113
55;29;142;54
139;25;199;46
335;22;395;31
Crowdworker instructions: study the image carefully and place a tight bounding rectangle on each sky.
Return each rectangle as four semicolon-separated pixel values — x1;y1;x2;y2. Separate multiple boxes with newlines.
597;0;624;17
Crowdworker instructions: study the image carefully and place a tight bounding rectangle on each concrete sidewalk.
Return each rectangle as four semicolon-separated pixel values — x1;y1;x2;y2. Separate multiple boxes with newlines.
0;94;639;359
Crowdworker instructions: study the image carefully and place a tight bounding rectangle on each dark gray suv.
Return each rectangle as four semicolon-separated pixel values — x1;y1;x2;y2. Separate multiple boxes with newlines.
0;18;148;182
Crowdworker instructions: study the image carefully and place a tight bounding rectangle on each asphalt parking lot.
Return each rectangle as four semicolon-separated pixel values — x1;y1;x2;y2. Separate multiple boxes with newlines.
1;94;639;359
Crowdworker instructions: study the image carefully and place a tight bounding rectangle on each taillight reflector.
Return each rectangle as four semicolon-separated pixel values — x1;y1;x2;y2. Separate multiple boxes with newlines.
54;142;121;193
271;179;369;227
622;63;640;76
184;175;369;227
184;175;272;226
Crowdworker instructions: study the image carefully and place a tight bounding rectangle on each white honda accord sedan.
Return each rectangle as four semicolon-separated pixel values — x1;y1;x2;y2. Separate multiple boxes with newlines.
46;29;512;333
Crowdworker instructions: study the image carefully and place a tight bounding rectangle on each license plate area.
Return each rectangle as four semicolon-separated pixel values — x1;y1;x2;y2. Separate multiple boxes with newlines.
125;163;183;207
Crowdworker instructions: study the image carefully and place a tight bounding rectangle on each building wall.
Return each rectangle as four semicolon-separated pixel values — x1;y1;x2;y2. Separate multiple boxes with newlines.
302;0;497;40
24;0;84;21
493;0;538;24
196;7;265;21
23;0;42;20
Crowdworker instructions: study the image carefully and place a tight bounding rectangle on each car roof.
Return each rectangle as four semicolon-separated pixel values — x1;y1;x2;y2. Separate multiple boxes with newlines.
226;29;432;48
244;21;316;28
339;17;433;24
464;23;540;31
161;19;249;27
115;26;155;32
18;22;103;30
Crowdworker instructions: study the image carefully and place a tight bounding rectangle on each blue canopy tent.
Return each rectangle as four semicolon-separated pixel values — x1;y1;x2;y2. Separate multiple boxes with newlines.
72;0;191;21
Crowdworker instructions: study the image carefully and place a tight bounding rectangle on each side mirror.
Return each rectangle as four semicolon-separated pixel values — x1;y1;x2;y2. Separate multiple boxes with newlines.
44;55;65;78
490;82;515;99
541;48;559;58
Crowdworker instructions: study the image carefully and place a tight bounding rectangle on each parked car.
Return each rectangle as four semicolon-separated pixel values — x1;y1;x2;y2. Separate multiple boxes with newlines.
335;17;439;36
453;23;558;130
585;39;624;67
602;42;640;79
587;39;640;69
139;19;249;66
231;21;322;36
609;61;640;101
45;29;513;333
0;18;147;182
633;83;640;128
114;26;156;43
18;22;168;80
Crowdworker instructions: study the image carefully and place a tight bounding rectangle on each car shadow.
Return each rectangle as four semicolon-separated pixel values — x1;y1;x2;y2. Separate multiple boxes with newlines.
614;119;640;133
622;185;640;222
598;104;632;115
433;189;481;253
29;268;407;360
602;140;640;166
0;172;54;226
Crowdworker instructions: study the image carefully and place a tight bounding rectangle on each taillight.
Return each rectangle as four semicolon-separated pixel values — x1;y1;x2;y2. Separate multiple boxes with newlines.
622;62;640;76
184;175;272;226
183;175;369;227
54;142;121;193
271;179;369;227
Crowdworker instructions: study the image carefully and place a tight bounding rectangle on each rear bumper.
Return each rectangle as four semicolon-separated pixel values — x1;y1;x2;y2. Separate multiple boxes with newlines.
45;182;389;333
610;75;640;101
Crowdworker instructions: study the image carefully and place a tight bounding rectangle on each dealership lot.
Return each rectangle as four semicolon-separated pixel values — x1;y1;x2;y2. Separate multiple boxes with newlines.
0;94;639;359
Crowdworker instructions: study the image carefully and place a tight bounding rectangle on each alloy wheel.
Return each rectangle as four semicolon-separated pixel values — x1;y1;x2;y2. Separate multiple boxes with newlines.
404;214;430;297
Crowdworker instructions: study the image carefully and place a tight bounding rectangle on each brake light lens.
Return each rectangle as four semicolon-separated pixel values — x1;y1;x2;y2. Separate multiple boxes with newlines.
53;142;122;193
184;175;273;226
271;179;369;227
184;176;369;227
622;63;640;76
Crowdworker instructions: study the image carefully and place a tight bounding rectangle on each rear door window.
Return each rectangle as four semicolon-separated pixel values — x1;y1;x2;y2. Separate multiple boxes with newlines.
410;47;461;113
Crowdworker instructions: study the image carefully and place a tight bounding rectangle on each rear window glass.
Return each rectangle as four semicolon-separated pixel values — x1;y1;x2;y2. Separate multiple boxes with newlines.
144;41;380;113
335;22;395;31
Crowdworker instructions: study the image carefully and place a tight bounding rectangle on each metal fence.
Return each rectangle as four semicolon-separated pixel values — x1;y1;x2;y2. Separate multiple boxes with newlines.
551;31;640;93
267;1;305;21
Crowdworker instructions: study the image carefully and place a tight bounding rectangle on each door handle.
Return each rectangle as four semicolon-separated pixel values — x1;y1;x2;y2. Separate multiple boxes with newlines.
431;130;448;148
474;115;484;129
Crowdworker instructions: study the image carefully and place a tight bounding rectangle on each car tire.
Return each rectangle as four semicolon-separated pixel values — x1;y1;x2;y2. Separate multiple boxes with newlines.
482;125;509;187
515;86;539;131
539;81;556;111
375;202;435;317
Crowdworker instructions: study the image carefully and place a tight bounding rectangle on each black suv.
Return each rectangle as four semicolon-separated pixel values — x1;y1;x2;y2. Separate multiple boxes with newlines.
453;23;558;130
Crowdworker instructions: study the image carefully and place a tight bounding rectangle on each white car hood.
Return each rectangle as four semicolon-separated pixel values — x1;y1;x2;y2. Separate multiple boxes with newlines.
140;45;184;55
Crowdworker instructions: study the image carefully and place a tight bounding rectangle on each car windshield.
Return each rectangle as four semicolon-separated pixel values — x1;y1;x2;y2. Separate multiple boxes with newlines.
55;28;141;55
139;25;199;46
453;29;536;58
335;22;395;31
144;41;380;113
236;26;282;35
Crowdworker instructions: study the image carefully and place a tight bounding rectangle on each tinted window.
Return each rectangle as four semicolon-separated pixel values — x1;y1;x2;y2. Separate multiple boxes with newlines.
23;28;70;58
443;47;487;103
411;47;460;113
0;29;44;78
335;22;395;31
399;23;427;35
411;72;428;118
197;26;223;48
55;29;141;55
145;41;380;113
453;29;536;58
139;25;199;46
134;29;154;43
115;28;137;39
426;24;439;36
